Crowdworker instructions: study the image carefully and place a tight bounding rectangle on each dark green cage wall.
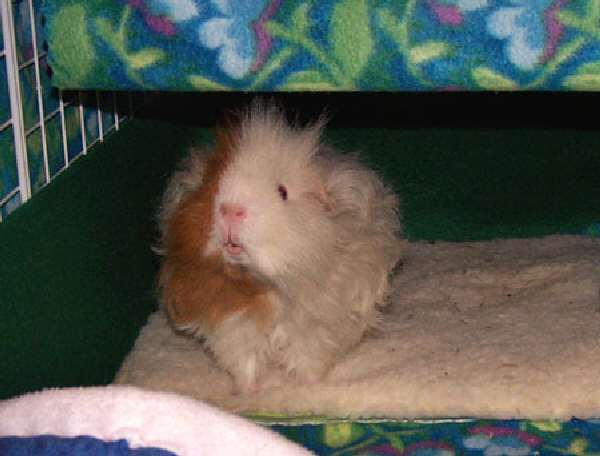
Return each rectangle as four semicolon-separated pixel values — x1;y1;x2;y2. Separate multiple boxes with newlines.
1;92;599;400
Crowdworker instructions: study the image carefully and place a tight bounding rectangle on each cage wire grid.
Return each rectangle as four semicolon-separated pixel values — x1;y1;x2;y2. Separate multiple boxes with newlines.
0;0;135;222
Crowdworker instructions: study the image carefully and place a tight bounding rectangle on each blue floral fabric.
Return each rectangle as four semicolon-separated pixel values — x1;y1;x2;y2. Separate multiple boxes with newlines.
43;0;600;91
2;419;600;455
266;418;600;455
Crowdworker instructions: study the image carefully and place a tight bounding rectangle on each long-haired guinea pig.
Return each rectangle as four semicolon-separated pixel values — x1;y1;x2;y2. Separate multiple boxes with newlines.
156;101;405;393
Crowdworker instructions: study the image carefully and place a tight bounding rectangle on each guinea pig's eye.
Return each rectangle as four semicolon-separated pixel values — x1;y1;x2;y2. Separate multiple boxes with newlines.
277;184;288;201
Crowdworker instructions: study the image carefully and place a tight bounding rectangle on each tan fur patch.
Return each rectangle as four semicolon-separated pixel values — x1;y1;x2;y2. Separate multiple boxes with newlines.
159;127;273;331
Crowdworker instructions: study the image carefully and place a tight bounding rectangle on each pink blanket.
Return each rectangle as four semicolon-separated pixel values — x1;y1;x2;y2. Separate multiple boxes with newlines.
0;385;312;455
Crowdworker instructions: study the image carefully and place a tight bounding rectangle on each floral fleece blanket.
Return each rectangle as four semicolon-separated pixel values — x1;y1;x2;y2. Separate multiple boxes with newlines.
43;0;600;91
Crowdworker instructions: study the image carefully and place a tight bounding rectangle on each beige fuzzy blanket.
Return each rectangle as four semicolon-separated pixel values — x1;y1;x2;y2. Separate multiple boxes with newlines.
114;235;600;420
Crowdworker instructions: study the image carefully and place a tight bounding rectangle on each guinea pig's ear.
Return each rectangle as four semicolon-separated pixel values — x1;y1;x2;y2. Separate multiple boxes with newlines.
302;172;333;212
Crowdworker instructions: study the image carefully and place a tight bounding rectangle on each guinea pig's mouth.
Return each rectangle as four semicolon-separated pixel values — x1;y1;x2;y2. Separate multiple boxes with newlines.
225;241;244;256
224;233;245;256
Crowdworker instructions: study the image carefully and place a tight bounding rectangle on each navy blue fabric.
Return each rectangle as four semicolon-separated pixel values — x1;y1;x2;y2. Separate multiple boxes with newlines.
0;436;176;456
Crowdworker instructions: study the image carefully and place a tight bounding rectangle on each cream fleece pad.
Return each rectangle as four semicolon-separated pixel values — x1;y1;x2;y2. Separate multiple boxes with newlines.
115;235;600;420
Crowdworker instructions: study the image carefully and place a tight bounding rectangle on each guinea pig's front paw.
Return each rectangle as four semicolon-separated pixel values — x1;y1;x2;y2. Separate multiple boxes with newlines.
229;358;269;395
228;366;262;395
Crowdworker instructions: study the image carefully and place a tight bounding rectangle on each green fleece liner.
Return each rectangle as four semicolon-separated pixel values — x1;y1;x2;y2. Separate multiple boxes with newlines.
1;119;599;400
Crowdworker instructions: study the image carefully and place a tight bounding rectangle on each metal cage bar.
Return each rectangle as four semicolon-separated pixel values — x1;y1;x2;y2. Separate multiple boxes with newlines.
78;90;87;155
1;0;31;203
96;90;104;142
27;0;50;183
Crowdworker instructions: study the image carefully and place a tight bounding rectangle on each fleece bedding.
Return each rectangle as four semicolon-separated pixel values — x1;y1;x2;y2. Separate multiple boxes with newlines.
43;0;600;92
115;235;600;420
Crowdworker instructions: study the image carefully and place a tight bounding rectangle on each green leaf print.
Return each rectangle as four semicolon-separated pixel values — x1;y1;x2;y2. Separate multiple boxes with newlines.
330;0;373;80
96;7;166;87
586;0;600;20
376;4;437;88
409;41;450;65
49;4;94;85
128;48;166;70
250;48;295;89
556;6;600;41
187;75;230;91
530;421;562;432
568;437;589;455
323;423;365;448
291;2;311;35
472;67;517;90
377;8;406;50
282;70;339;90
563;60;600;90
556;10;587;30
266;20;351;87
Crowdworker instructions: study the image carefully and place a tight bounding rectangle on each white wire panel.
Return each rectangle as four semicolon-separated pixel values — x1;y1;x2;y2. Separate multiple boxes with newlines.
0;0;132;222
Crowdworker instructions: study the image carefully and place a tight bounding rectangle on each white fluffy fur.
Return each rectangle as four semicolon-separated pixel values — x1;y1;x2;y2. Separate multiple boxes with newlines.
158;104;404;391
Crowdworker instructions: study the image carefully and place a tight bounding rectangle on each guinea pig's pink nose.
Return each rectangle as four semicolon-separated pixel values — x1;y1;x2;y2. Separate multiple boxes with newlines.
219;203;247;224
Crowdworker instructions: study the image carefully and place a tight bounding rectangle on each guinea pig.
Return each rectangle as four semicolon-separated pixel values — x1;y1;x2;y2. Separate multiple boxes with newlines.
156;101;404;393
